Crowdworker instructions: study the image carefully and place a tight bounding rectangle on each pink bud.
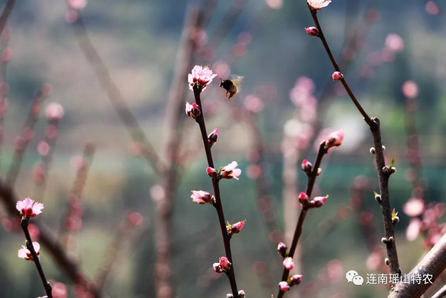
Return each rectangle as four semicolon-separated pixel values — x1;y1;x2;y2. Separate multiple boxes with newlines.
325;129;344;149
185;102;201;118
190;190;214;205
313;195;328;207
298;192;309;205
290;274;303;285
332;71;344;81
277;242;287;257
307;0;331;10
206;167;218;178
305;27;319;37
219;256;231;271
228;220;246;235
45;103;64;121
208;128;219;147
301;159;313;175
283;257;294;270
278;281;290;292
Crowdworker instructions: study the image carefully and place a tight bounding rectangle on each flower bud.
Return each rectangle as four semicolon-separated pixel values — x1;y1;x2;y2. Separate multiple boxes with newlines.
283;257;294;270
185;101;201;118
305;27;319;37
278;281;290;292
277;242;287;257
190;190;215;205
227;220;246;235
298;192;309;206
238;290;246;298
332;71;344;81
206;167;218;179
208;128;219;147
290;274;303;285
313;195;328;207
301;159;313;175
325;129;344;149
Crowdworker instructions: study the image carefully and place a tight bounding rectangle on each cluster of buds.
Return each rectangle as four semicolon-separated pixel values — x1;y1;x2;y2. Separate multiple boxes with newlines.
278;274;303;292
213;256;232;273
206;161;242;180
298;192;328;208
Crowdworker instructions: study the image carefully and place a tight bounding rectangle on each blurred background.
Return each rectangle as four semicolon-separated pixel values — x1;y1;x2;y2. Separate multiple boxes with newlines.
0;0;445;297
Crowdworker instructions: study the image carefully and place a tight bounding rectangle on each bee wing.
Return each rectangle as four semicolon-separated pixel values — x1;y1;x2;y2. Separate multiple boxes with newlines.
229;75;244;85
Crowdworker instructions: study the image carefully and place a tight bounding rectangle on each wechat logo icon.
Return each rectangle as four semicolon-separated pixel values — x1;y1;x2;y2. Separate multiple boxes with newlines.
346;270;364;286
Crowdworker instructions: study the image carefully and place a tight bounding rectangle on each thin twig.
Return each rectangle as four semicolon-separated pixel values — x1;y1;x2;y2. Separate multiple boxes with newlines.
306;5;400;278
21;218;53;298
193;85;239;297
277;142;328;298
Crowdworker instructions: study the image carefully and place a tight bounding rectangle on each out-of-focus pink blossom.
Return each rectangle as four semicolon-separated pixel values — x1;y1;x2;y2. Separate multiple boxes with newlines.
212;61;230;79
426;1;439;15
51;281;68;298
238;32;252;46
265;0;283;10
385;33;404;53
402;198;425;217
45;103;64;121
2;47;13;62
278;281;290;292
127;212;143;226
307;0;331;10
366;250;382;271
16;198;44;218
244;95;264;113
406;218;422;242
28;223;40;240
18;242;40;261
68;0;87;10
283;257;294;270
65;10;79;23
402;81;419;99
221;161;242;180
246;164;262;179
70;155;86;171
188;65;217;91
37;141;50;156
190;190;214;204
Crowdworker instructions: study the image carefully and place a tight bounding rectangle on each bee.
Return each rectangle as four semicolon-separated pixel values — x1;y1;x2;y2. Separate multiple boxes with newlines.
220;76;244;100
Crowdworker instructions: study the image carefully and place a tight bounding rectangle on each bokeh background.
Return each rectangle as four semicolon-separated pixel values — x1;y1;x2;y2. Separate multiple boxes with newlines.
0;0;445;297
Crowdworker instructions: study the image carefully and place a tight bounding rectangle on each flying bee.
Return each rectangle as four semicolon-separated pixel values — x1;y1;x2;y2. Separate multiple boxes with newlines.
220;75;244;100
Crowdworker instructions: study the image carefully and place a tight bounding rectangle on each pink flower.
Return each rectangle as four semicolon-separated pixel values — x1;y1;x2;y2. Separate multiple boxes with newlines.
221;161;242;180
307;0;331;10
190;190;214;204
188;65;217;91
332;71;344;81
402;81;419;99
283;257;294;270
313;195;328;207
228;220;246;235
185;102;201;118
45;103;64;121
325;129;344;149
406;218;421;242
278;281;290;292
18;242;40;261
16;197;44;218
305;27;319;37
403;198;425;217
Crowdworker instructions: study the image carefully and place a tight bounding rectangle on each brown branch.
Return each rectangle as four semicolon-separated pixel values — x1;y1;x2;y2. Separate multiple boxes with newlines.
306;5;400;279
0;0;15;36
388;232;446;298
